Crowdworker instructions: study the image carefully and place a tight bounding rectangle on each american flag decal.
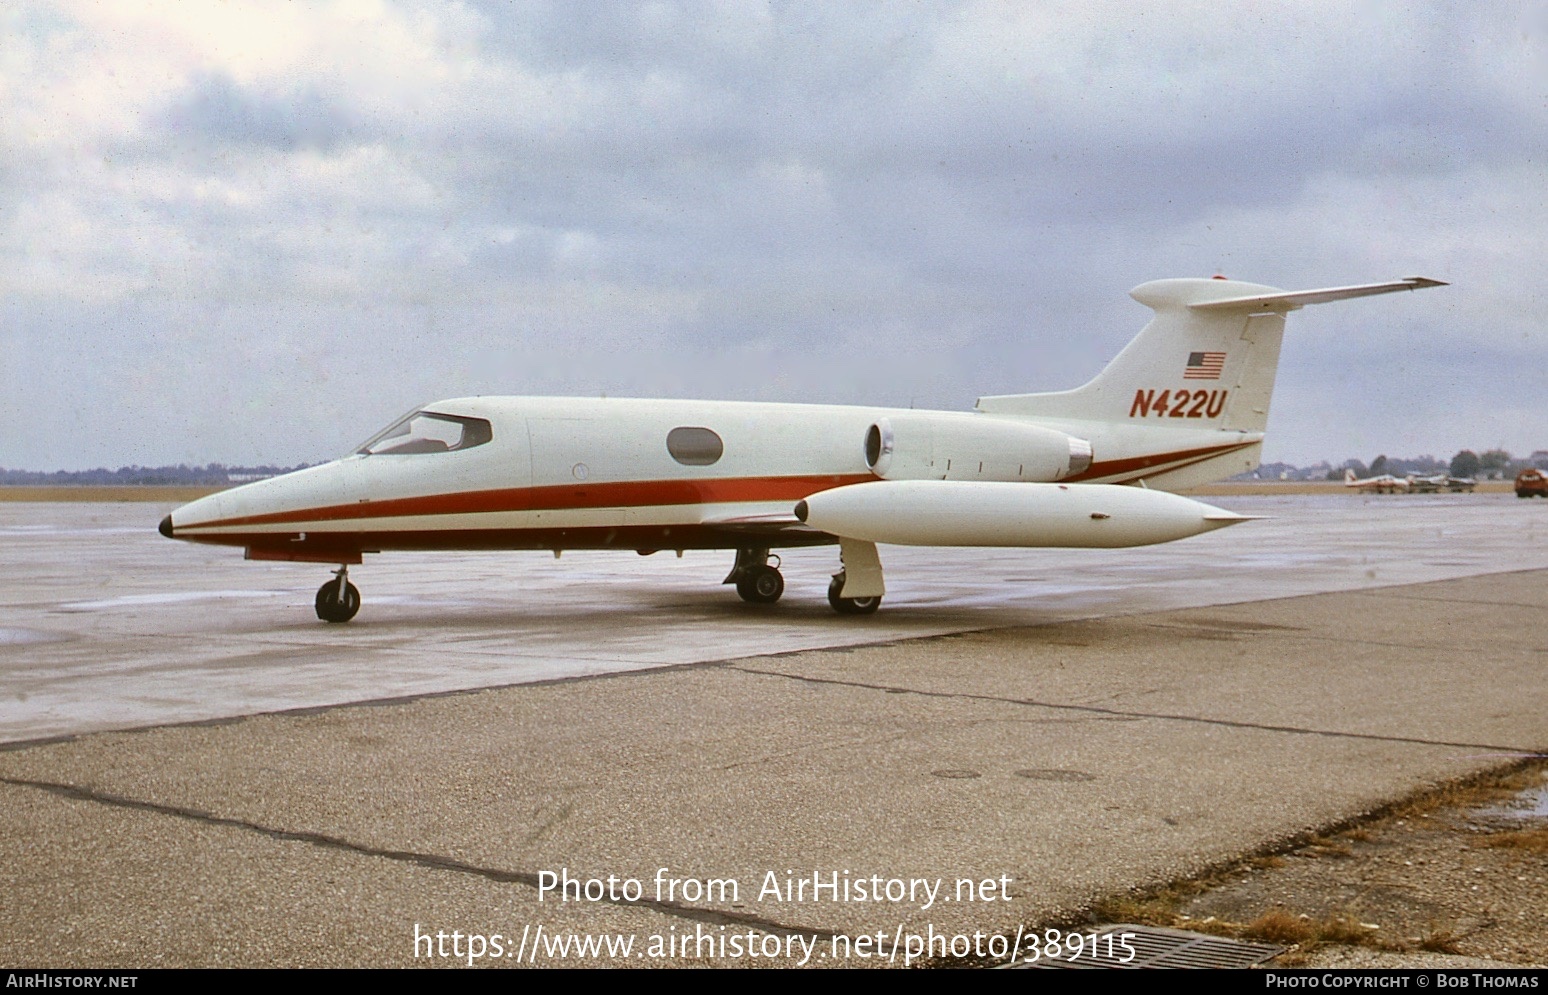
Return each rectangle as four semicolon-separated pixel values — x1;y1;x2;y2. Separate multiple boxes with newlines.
1184;351;1226;380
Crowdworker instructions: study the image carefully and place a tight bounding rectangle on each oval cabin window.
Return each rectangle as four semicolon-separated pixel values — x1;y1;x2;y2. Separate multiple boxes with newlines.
666;427;724;466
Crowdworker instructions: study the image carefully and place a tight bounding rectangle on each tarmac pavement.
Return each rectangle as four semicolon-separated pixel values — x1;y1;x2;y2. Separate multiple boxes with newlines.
0;492;1543;966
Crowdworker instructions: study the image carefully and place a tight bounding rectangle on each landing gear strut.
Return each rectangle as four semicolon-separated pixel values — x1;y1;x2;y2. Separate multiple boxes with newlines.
828;575;881;615
828;538;884;615
315;565;361;623
724;548;785;604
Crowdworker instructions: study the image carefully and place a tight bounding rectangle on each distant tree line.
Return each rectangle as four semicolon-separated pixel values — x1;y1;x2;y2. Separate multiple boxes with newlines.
0;463;317;486
1240;449;1548;482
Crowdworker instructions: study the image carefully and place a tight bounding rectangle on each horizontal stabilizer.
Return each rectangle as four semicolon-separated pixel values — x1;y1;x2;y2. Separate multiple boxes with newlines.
1188;277;1447;313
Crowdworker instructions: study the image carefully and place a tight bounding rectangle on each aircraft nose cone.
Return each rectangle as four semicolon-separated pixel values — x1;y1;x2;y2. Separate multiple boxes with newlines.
159;514;174;539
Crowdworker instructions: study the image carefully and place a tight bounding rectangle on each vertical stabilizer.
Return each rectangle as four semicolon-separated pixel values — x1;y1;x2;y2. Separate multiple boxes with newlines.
976;276;1444;433
976;278;1286;427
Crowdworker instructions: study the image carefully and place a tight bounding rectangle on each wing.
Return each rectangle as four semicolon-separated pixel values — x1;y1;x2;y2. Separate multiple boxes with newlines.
698;511;835;544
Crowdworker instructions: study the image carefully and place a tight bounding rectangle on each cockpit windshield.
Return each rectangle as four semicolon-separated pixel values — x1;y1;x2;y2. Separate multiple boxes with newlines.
355;411;493;456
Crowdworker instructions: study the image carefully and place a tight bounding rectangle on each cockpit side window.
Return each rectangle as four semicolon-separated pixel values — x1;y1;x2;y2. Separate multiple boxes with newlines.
357;411;493;456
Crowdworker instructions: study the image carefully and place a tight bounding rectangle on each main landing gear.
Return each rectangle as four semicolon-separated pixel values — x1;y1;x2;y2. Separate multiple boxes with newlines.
724;548;785;604
315;565;360;624
827;575;881;616
723;541;886;615
827;538;884;616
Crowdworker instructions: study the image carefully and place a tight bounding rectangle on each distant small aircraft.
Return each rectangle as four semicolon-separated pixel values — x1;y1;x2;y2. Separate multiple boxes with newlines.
1344;468;1411;494
1405;473;1476;493
161;276;1444;622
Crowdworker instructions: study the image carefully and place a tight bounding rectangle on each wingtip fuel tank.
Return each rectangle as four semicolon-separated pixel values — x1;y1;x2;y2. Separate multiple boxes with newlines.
795;480;1251;548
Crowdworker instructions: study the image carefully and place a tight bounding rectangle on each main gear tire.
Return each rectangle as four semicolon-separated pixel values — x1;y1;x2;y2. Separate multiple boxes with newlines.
736;565;785;604
827;576;881;616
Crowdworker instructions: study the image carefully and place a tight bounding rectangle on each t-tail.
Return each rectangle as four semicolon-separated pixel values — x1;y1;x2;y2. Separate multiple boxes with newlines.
976;276;1445;489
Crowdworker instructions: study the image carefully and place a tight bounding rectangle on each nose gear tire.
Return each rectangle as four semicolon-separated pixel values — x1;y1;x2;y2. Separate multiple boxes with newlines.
316;580;361;623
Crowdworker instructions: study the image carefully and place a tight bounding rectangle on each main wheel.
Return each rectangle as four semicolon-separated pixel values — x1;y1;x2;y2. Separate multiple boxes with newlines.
315;580;361;623
828;576;881;616
736;565;785;604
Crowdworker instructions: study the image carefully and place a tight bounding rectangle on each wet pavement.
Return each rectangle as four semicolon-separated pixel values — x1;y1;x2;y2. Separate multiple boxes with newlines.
4;492;1547;742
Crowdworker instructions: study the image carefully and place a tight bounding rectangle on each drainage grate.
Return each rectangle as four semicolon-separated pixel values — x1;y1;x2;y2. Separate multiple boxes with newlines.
1006;924;1285;969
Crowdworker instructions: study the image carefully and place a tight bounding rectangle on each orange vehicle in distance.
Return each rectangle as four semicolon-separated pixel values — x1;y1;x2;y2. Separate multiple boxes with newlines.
1515;468;1548;498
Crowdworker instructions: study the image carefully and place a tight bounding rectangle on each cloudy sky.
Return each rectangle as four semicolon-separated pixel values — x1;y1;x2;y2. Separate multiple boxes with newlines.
2;1;1543;471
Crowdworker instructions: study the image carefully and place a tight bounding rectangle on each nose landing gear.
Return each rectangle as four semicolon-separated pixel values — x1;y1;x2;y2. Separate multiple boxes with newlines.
315;565;361;623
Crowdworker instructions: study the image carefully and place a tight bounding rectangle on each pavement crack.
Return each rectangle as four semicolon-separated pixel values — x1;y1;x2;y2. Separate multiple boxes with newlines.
1137;622;1535;655
727;667;1534;754
1357;591;1548;611
0;775;834;940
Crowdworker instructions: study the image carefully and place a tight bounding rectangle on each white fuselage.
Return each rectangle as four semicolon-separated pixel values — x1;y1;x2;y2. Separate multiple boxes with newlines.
164;395;1259;562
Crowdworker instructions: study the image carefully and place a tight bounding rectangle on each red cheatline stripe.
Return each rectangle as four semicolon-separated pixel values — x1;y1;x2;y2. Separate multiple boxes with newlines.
184;474;878;530
1064;441;1255;483
182;443;1257;532
208;522;844;556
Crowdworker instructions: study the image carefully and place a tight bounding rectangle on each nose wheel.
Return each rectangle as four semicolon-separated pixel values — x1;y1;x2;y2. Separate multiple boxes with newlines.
316;566;361;623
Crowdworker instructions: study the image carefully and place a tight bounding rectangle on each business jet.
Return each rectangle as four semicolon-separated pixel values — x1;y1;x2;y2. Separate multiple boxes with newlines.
159;275;1444;622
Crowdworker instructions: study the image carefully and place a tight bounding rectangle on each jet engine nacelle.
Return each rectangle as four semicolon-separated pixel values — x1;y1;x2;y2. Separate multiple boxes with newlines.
864;414;1093;482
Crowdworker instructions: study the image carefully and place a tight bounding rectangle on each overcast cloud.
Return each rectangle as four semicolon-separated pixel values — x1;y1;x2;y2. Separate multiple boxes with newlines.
2;1;1543;470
